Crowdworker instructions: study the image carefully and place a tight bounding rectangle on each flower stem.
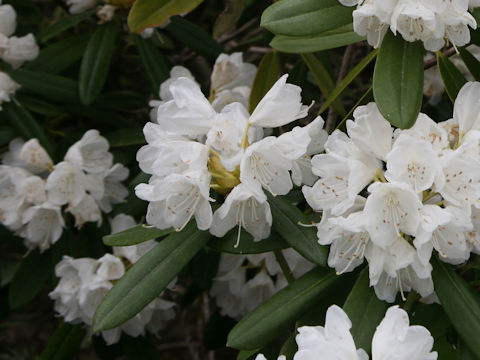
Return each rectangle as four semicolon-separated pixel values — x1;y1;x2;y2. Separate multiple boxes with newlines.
274;249;295;284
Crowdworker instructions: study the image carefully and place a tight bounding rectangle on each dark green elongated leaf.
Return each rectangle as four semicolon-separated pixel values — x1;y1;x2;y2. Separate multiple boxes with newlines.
248;51;280;113
301;53;346;116
213;0;246;38
15;94;63;117
128;0;203;33
93;223;210;332
6;69;79;103
279;333;297;360
105;128;145;147
270;25;364;53
261;0;354;37
79;20;117;105
227;268;338;349
237;349;259;360
342;268;388;353
208;229;288;254
39;10;94;43
458;47;480;81
96;91;147;109
267;194;327;266
39;322;86;360
373;32;424;129
26;35;89;74
3;102;53;155
336;87;373;131
103;225;172;246
8;249;51;309
432;257;480;358
60;105;132;128
437;51;468;102
165;16;224;60
0;125;15;146
132;35;171;93
318;49;378;114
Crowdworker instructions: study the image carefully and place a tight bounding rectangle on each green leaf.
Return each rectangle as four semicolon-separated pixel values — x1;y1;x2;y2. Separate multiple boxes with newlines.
373;32;424;129
79;20;118;105
318;49;378;114
279;333;297;360
270;25;364;54
26;35;89;74
213;0;246;38
39;322;86;360
6;69;79;103
132;34;171;93
0;125;15;146
3;101;53;155
342;268;388;353
261;0;354;37
15;94;63;117
237;349;259;360
301;53;346;116
437;51;468;102
96;91;147;109
103;225;172;246
128;0;204;34
39;10;94;43
208;229;288;254
267;194;327;266
93;222;210;332
432;257;480;358
248;51;280;113
227;268;338;350
8;249;51;309
104;128;145;147
165;16;224;60
458;47;480;81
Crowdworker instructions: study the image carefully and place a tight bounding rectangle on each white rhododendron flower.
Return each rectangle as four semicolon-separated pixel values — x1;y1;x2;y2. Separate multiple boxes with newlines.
339;0;477;50
258;305;436;360
0;4;16;37
66;0;97;14
0;71;19;109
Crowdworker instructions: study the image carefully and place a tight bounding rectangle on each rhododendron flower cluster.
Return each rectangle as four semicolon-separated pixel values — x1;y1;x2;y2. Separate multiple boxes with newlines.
135;53;327;245
339;0;478;50
304;81;480;302
211;250;314;318
0;130;128;251
49;214;175;345
256;305;437;360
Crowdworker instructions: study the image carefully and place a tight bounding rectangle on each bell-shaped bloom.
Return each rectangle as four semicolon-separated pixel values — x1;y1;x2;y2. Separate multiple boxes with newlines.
67;194;102;228
156;77;216;137
346;102;393;161
248;74;309;128
385;136;443;192
0;4;16;37
210;183;272;243
453;81;480;136
136;170;213;231
20;202;64;251
353;1;391;48
294;305;369;360
210;52;256;93
390;1;439;43
0;71;19;109
97;163;129;213
64;130;113;173
19;139;53;173
66;0;97;14
0;33;39;68
240;137;294;196
372;306;437;360
206;103;250;171
46;161;88;207
364;182;422;248
398;113;449;153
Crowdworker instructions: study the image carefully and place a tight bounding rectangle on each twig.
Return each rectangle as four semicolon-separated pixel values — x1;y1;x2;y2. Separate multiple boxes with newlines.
326;45;355;134
424;47;456;70
218;17;259;43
